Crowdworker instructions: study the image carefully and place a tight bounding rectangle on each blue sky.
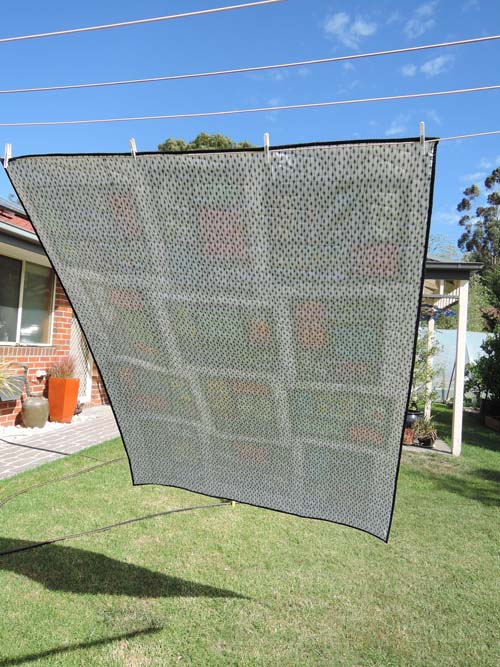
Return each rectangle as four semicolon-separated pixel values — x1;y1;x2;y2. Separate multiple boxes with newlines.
1;0;499;249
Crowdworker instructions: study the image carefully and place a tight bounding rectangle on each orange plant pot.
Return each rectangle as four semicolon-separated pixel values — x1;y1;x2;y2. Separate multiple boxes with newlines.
48;377;80;423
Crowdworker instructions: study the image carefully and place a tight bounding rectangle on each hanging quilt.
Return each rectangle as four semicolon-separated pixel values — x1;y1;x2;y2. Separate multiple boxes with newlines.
6;139;437;540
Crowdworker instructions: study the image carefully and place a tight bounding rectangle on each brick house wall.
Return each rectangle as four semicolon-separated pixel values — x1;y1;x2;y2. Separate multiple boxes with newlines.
0;200;108;427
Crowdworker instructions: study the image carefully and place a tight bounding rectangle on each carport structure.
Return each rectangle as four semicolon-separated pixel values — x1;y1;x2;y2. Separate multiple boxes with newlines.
422;257;483;455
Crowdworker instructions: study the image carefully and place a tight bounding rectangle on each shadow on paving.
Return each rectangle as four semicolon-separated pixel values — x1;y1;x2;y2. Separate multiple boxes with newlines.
0;538;247;599
0;627;161;667
411;466;500;508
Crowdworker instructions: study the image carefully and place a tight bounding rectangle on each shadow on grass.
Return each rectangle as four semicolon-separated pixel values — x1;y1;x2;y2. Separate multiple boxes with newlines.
0;538;246;599
0;627;161;667
432;405;500;454
411;466;500;507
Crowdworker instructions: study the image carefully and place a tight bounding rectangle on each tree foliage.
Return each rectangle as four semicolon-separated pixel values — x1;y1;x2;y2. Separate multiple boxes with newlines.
7;192;20;205
465;361;486;404
468;330;500;401
456;164;500;330
428;233;462;261
158;132;254;152
457;167;500;269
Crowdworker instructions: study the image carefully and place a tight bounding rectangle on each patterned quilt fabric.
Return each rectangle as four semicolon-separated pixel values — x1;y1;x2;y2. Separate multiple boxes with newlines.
7;140;437;540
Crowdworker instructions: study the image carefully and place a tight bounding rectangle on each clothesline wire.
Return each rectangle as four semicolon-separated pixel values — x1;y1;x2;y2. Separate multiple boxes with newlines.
0;84;498;127
0;130;500;165
433;130;500;142
1;33;498;96
282;130;500;149
0;0;284;44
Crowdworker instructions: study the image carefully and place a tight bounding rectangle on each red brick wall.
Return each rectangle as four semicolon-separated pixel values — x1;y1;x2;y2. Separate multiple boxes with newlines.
0;280;108;427
91;362;108;405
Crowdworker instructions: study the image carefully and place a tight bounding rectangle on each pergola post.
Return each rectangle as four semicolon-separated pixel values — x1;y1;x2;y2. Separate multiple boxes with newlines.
424;315;434;419
451;280;469;456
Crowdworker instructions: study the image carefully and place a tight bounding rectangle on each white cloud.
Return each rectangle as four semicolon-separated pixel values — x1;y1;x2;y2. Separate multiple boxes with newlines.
351;18;377;38
401;64;417;77
385;115;410;136
343;61;355;71
400;55;454;79
477;157;500;171
337;78;360;95
324;12;350;40
433;210;460;226
297;67;310;77
386;11;401;24
264;113;278;124
324;12;377;48
271;70;288;82
460;171;486;182
479;158;492;169
420;54;454;76
385;124;406;137
404;2;438;38
425;109;442;126
462;0;479;11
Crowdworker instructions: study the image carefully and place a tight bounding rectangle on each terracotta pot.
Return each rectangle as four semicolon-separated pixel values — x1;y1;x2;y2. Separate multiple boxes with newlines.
403;427;415;445
48;377;80;423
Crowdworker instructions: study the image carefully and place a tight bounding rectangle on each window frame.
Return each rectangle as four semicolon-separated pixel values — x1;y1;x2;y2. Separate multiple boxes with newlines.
0;251;56;347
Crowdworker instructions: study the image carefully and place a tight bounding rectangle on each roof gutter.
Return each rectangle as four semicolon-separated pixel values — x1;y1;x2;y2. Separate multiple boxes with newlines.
424;259;483;280
0;219;39;245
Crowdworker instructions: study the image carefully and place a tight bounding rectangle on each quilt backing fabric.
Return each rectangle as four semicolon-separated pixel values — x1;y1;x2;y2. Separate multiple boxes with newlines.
7;140;437;540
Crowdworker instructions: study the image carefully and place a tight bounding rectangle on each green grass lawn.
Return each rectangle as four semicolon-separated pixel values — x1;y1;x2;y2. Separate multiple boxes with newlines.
0;404;498;666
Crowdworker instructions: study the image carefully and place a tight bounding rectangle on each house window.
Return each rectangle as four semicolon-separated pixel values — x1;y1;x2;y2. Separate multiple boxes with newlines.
0;255;55;345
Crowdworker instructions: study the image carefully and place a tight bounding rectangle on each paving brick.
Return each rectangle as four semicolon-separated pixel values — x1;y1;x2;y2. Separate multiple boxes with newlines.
0;406;120;479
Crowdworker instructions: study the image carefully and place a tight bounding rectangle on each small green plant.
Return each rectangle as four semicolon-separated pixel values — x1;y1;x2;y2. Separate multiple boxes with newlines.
49;356;76;379
0;362;16;394
413;417;438;444
475;329;500;401
409;328;441;409
465;361;486;404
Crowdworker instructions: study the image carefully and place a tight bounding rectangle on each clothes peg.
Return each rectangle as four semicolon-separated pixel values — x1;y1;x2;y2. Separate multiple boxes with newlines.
263;132;270;164
129;138;137;160
419;122;425;155
3;143;12;169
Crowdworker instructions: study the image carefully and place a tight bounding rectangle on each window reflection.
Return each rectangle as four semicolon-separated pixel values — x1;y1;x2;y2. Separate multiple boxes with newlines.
0;256;21;342
20;263;53;344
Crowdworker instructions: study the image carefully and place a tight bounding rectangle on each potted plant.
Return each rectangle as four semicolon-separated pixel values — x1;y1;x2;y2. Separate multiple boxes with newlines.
413;417;438;448
472;330;500;430
48;356;79;423
404;401;423;444
405;328;440;444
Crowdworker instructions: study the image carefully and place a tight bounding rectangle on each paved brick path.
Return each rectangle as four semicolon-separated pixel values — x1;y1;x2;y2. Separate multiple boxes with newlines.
0;406;120;480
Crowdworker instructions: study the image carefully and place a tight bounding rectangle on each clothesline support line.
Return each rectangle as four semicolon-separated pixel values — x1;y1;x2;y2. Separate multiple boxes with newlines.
429;130;500;142
0;1;285;44
1;33;499;95
243;131;500;154
4;131;500;170
0;84;498;127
